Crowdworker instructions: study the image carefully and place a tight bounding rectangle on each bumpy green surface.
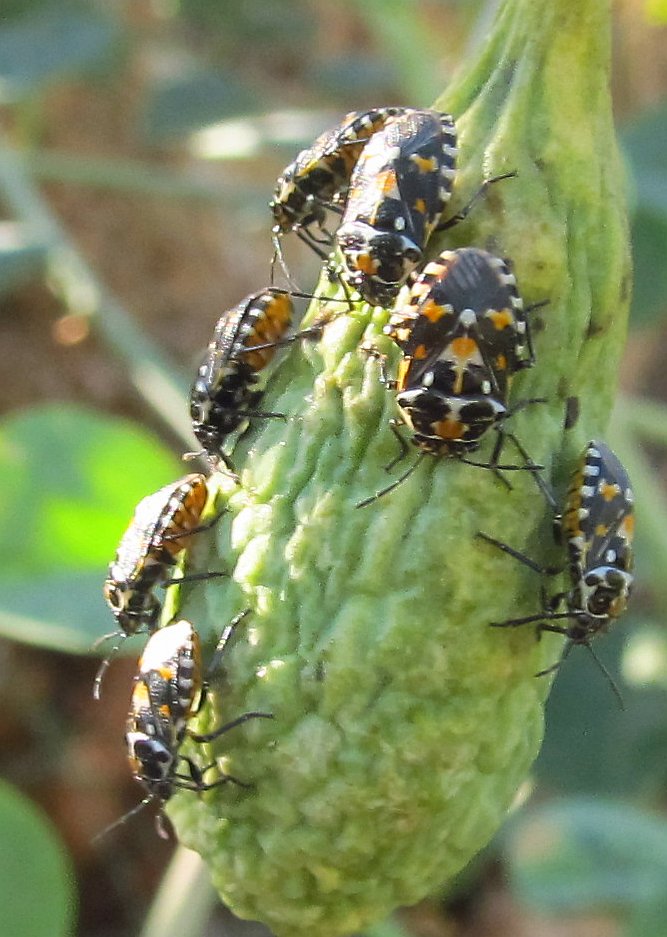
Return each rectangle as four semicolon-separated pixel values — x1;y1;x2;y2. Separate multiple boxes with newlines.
170;2;631;935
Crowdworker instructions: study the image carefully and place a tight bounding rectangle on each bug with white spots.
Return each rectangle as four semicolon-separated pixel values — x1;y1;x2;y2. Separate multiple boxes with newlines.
357;248;544;507
96;615;273;841
96;474;223;697
270;106;408;267
336;109;458;307
189;290;294;471
477;440;635;694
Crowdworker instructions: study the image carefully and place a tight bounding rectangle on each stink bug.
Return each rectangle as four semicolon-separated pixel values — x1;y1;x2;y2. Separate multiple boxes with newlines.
96;474;224;698
189;288;345;470
336;109;458;307
189;290;294;471
95;615;272;841
478;440;635;698
357;248;545;507
270;106;407;271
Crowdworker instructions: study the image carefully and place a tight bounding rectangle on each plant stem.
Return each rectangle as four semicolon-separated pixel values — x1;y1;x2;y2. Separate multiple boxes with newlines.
0;138;194;448
140;846;219;937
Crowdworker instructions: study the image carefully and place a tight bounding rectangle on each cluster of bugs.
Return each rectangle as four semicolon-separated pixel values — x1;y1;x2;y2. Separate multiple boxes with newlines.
95;106;636;840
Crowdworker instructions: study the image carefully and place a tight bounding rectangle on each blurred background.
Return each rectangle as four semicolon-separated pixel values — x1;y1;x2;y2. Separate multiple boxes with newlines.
1;1;667;936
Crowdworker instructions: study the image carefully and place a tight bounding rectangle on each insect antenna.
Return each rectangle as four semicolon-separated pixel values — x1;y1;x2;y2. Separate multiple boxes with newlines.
91;794;156;846
355;453;425;509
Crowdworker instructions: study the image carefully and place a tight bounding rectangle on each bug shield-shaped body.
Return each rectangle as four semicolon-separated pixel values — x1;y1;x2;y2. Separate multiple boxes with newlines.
386;248;531;455
190;292;293;460
560;440;635;639
103;474;210;636
336;109;457;307
126;620;203;803
270;107;407;237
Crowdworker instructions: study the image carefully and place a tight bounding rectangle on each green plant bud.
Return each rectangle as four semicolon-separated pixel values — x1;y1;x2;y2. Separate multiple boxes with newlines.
169;1;631;935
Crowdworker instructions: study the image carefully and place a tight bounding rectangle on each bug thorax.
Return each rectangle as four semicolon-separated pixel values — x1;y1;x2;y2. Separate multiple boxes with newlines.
397;385;507;453
337;222;422;305
270;171;328;233
190;366;257;429
127;732;176;800
103;577;160;633
576;565;634;623
271;194;327;234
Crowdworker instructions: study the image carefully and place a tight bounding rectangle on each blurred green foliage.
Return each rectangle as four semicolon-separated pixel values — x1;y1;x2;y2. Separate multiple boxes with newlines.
0;779;76;937
0;405;181;651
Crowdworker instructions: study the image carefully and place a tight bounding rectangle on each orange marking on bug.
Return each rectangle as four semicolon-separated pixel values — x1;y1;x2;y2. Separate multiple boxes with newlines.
599;480;620;502
420;298;447;323
159;704;171;718
414;344;428;360
134;682;151;706
413;198;427;215
621;514;635;540
410;154;437;174
434;418;465;440
158;666;174;681
450;335;478;363
355;253;379;275
396;358;411;391
495;353;508;371
378;170;397;196
595;523;609;538
488;308;514;330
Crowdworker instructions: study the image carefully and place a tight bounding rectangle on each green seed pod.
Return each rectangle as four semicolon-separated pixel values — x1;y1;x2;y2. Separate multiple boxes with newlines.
170;1;631;935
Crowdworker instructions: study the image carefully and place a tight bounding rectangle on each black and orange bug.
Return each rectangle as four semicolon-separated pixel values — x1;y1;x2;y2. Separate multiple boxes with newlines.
94;615;272;841
189;288;346;471
95;474;223;698
478;440;635;698
336;109;458;307
270;106;408;271
357;248;545;507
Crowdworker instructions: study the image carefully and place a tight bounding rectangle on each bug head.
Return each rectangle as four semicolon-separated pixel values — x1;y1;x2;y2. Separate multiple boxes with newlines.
103;578;159;635
580;566;634;624
127;732;176;801
337;222;422;307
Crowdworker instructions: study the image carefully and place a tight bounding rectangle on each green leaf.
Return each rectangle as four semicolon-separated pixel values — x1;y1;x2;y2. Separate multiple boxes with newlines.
504;798;667;914
536;626;633;794
0;570;146;655
537;622;667;798
141;70;260;143
0;224;47;296
0;404;181;652
629;209;667;327
626;895;667;937
0;5;120;103
0;778;76;937
307;57;399;99
644;0;667;24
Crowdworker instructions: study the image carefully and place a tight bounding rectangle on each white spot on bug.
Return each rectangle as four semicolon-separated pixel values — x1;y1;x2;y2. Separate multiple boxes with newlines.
460;308;476;326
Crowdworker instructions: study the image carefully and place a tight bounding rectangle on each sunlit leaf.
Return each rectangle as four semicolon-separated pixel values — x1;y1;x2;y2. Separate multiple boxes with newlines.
644;0;667;24
0;404;181;653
